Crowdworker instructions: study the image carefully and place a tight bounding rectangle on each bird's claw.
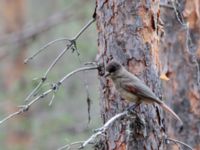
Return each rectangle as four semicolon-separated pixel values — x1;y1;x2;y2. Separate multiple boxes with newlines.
126;104;140;114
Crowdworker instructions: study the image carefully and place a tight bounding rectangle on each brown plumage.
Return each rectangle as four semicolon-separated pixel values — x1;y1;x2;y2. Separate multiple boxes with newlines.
105;61;183;125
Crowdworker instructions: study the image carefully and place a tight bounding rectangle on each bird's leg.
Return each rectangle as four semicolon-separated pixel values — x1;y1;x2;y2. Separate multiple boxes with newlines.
126;103;140;114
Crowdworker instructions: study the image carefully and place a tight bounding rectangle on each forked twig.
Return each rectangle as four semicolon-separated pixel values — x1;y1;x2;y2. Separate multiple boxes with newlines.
0;65;98;125
25;45;72;101
24;18;96;101
79;111;127;149
24;38;70;64
25;18;95;63
0;89;52;125
25;79;43;101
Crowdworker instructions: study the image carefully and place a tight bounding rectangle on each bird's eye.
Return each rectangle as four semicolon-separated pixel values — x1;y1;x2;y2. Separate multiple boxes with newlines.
106;61;121;73
109;66;117;73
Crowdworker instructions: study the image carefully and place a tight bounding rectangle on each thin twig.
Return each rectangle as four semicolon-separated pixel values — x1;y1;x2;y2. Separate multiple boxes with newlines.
25;18;95;63
44;45;72;78
80;111;127;149
59;66;98;83
49;92;55;106
0;65;98;125
33;82;51;97
0;89;52;125
73;18;95;41
25;45;72;102
167;138;193;150
75;51;92;123
24;18;96;101
57;141;84;150
24;38;70;63
25;80;43;101
0;110;24;125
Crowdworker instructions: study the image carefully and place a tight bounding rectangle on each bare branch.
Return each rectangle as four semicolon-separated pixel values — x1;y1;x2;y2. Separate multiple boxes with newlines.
59;66;98;84
0;88;52;125
0;65;98;125
25;79;43;101
0;110;23;125
49;92;56;106
25;18;95;64
44;46;71;78
73;18;95;41
24;18;96;101
24;38;70;64
56;109;192;150
79;111;128;149
166;137;193;150
25;45;71;101
57;141;84;150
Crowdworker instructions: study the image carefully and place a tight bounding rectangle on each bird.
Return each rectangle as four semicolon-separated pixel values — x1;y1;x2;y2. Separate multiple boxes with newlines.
105;60;183;125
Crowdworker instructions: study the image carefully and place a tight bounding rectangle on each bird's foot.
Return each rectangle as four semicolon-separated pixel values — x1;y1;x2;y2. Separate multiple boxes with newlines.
126;103;140;114
178;123;184;133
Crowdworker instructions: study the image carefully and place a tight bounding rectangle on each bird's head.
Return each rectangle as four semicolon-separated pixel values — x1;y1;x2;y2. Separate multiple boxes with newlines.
105;61;122;78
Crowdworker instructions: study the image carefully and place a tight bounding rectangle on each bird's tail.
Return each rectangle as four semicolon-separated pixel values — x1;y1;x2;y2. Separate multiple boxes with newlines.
160;102;183;125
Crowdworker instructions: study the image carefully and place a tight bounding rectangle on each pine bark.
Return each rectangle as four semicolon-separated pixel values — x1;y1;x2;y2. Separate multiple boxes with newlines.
160;0;200;149
96;0;167;149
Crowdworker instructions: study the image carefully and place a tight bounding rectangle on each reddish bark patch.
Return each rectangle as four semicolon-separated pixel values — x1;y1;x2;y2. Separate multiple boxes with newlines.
188;90;200;116
194;144;200;150
114;133;126;150
128;59;145;75
183;0;200;30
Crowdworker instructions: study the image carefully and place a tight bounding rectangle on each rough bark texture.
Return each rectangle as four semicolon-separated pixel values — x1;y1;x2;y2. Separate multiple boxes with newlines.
160;0;200;149
96;0;168;149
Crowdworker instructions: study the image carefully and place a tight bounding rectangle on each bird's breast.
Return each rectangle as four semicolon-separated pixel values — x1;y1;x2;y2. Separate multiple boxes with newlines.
114;80;139;103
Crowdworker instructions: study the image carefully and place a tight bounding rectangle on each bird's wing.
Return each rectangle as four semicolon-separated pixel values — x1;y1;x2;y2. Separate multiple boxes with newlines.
120;75;183;124
121;79;162;104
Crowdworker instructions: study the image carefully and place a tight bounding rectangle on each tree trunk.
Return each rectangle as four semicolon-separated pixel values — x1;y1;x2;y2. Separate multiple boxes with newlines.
0;0;32;149
160;0;200;149
96;0;168;149
1;0;27;90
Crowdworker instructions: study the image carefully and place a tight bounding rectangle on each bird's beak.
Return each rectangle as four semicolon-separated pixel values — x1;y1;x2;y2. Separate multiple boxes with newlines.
104;72;110;77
